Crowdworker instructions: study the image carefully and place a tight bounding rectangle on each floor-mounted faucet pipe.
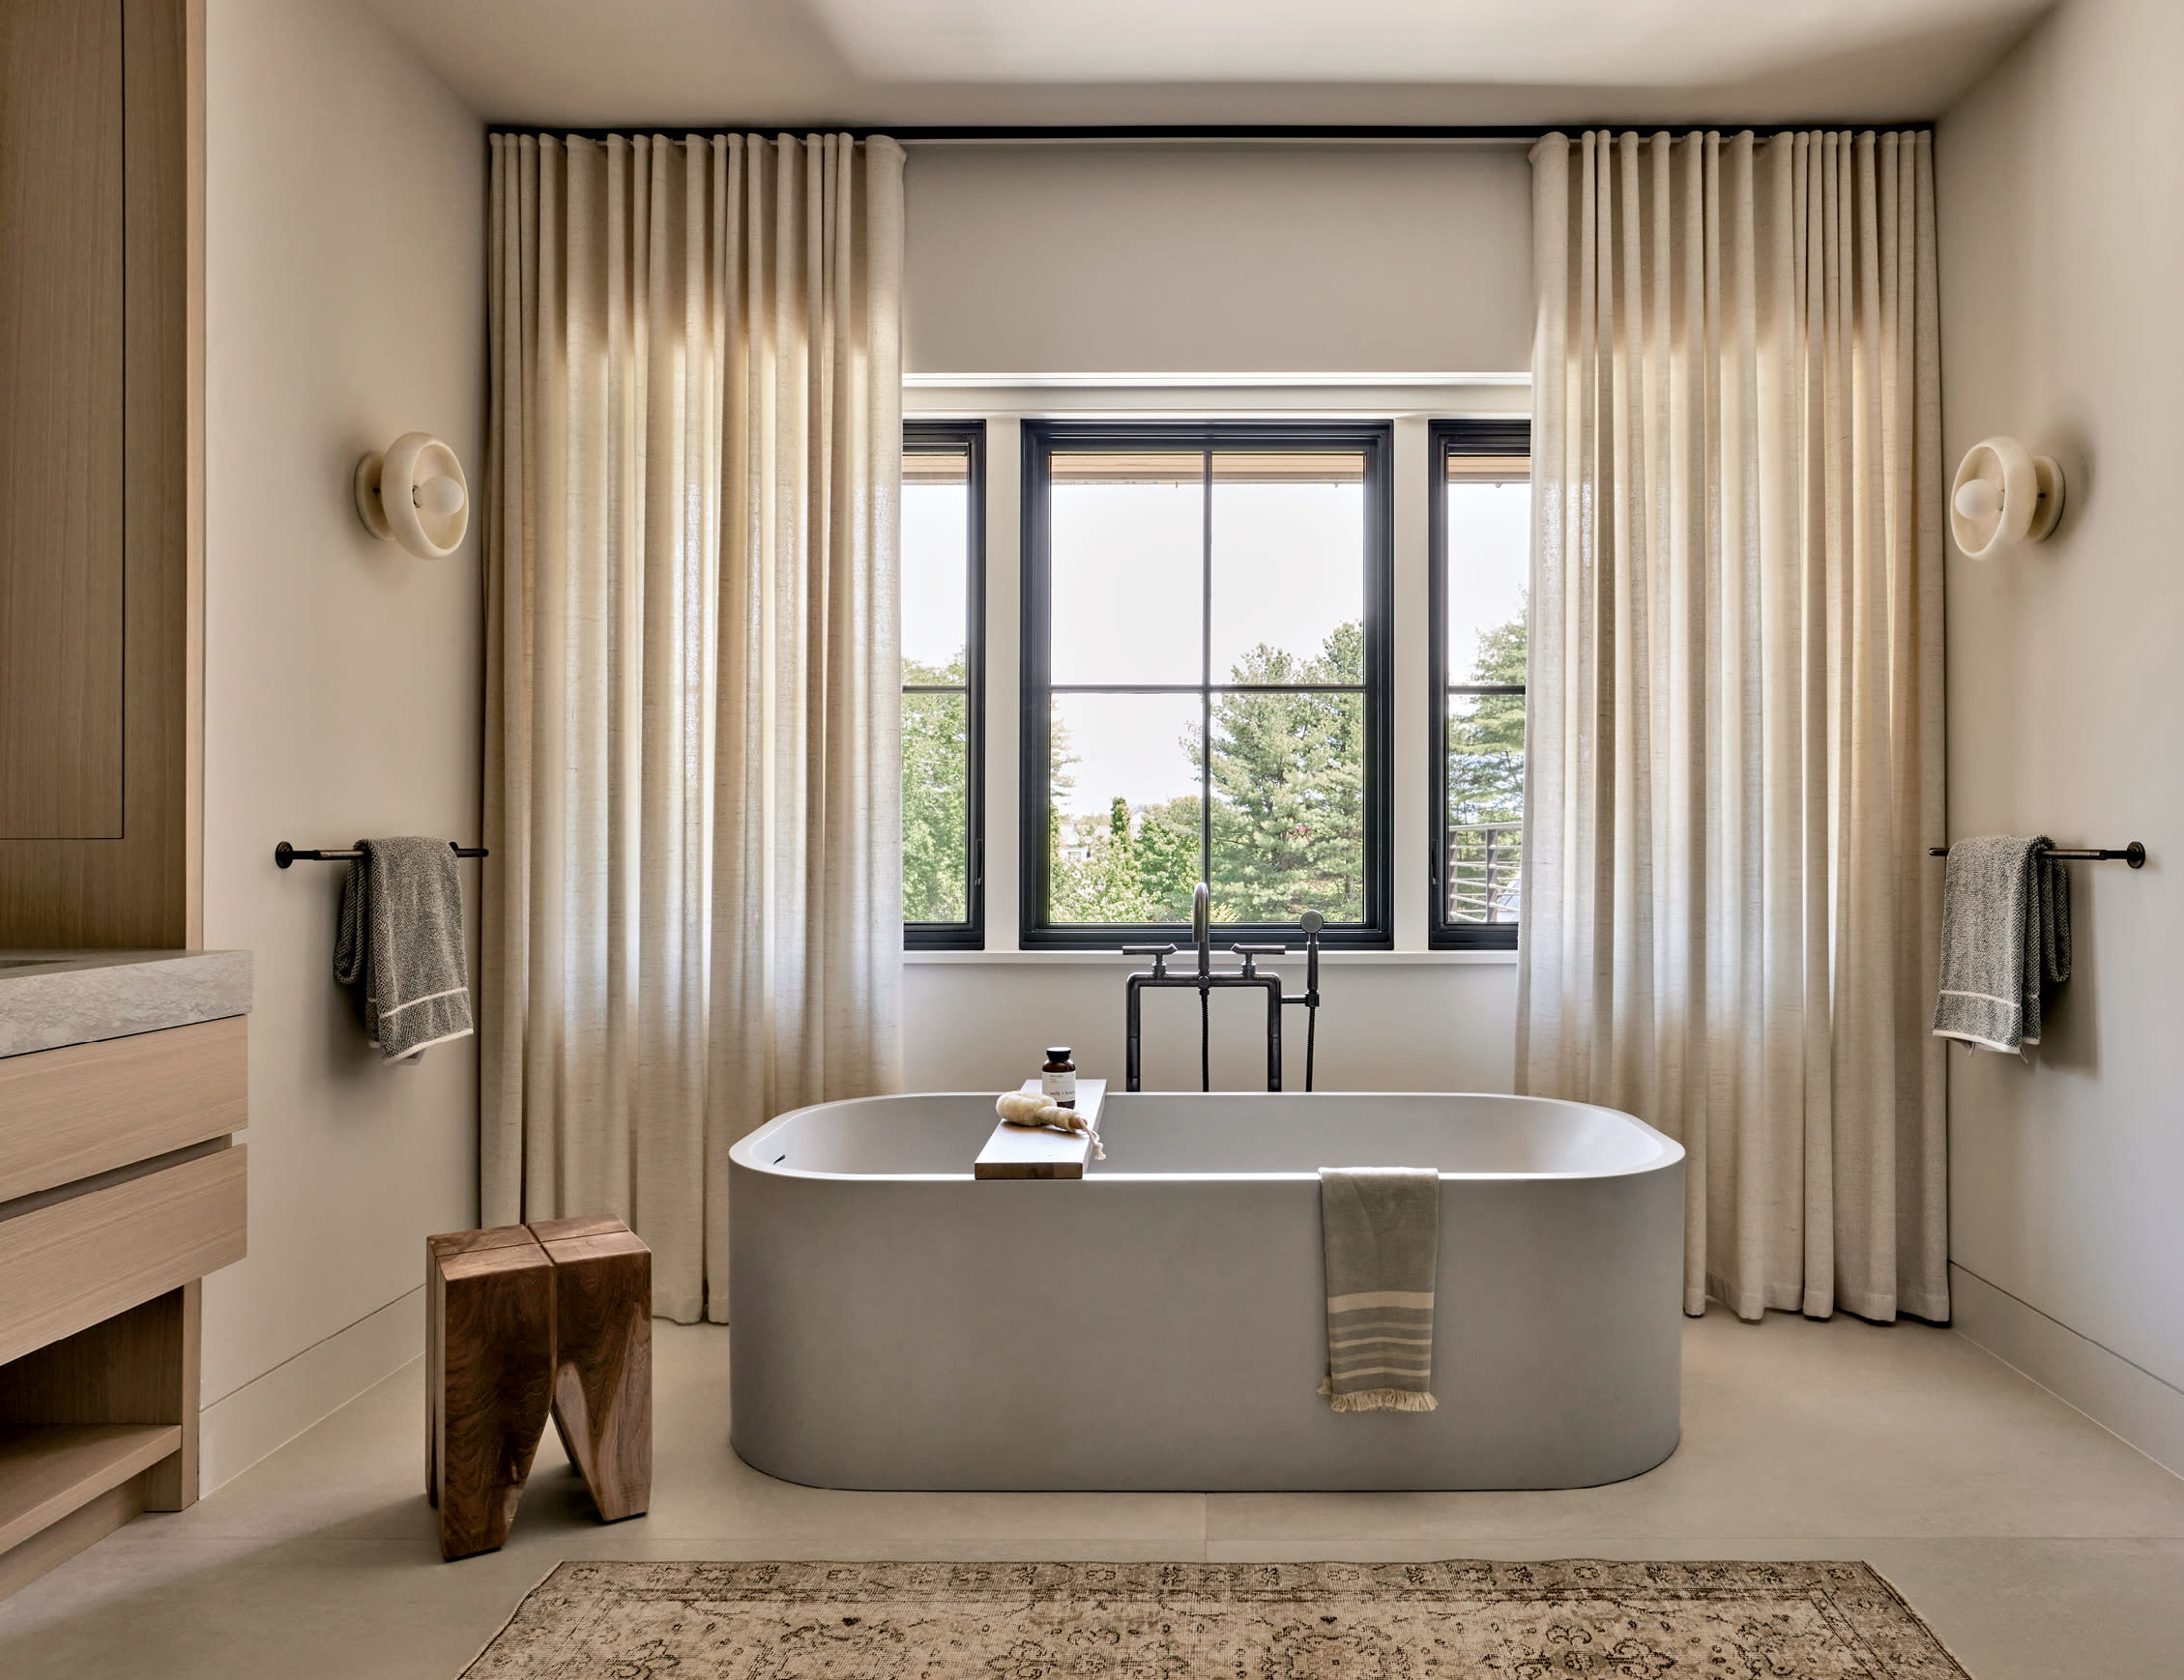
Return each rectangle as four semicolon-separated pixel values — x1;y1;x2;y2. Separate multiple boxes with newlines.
1121;890;1324;1093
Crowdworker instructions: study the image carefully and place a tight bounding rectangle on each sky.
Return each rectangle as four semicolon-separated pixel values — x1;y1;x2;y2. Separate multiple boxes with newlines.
902;471;1532;821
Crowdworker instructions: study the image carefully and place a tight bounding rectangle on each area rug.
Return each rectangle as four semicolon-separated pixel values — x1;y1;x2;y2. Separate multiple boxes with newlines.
460;1558;1973;1677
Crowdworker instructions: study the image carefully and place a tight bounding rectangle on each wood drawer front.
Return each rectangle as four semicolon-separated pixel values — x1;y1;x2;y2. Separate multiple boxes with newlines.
0;1017;246;1204
0;1146;246;1368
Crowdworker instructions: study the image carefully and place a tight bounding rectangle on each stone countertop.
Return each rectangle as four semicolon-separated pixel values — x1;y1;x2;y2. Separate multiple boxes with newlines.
0;949;253;1057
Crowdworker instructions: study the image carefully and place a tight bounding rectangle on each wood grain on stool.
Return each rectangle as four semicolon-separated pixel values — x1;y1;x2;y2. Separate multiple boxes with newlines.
425;1227;552;1561
529;1216;652;1522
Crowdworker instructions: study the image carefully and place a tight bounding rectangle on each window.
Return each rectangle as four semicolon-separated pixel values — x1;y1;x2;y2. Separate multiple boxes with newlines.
1019;421;1393;949
902;420;985;949
1429;419;1530;949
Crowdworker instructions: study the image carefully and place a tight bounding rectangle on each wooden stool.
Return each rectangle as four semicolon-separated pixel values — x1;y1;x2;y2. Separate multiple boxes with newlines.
425;1216;652;1559
531;1215;652;1522
425;1226;554;1561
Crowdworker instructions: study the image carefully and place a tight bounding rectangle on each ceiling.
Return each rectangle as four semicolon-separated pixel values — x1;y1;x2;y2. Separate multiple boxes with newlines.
359;0;2052;129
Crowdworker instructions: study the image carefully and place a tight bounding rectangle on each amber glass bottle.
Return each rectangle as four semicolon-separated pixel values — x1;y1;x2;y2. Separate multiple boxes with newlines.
1040;1047;1077;1108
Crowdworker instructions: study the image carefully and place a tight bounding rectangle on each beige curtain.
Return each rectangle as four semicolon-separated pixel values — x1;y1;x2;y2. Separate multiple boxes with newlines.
481;131;906;1322
1519;130;1947;1324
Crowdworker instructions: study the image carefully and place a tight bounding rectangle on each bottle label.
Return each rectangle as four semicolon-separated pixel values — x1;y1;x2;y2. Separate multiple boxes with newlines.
1041;1068;1076;1106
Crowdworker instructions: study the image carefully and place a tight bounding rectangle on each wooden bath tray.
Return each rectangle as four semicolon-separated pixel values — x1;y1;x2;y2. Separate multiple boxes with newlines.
974;1081;1106;1180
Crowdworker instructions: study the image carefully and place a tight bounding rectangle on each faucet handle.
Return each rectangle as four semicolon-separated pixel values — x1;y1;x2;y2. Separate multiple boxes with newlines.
1230;941;1287;976
1122;942;1177;976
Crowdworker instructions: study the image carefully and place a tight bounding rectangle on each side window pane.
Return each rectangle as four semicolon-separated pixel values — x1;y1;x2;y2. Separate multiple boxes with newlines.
1440;457;1529;937
902;435;979;940
903;451;969;681
1445;692;1525;923
903;690;970;922
1442;478;1529;685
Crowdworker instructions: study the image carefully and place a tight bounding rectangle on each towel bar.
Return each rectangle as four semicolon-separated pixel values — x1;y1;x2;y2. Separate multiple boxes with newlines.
275;841;488;868
1927;841;2144;868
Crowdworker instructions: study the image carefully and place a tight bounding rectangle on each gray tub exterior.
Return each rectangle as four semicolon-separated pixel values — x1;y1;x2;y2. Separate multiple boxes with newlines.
728;1091;1684;1492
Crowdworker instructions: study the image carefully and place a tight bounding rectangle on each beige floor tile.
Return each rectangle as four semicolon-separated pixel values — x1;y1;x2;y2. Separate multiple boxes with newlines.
1;1313;2179;1679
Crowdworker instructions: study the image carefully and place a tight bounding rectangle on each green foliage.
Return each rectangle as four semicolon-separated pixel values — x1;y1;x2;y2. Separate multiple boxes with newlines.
1445;602;1528;923
1447;604;1527;824
901;654;971;922
900;603;1531;933
1045;622;1368;927
1205;622;1366;923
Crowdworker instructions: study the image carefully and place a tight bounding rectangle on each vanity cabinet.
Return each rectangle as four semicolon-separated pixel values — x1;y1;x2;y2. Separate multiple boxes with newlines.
0;957;248;1598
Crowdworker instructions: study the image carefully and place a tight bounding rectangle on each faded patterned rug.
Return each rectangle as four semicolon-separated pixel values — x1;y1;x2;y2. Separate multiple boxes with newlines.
461;1559;1973;1677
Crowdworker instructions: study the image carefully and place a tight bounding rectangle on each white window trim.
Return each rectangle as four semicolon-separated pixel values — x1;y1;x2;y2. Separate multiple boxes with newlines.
903;377;1530;962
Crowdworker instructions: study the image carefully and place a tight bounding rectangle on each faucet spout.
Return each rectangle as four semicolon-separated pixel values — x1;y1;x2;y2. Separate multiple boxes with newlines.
1190;881;1211;976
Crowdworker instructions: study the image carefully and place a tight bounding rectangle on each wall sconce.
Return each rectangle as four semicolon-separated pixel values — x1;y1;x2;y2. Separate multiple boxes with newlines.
1951;436;2064;560
354;432;469;560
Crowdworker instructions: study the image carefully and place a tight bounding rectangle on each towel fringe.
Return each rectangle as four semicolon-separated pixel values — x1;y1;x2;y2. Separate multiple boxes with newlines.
1317;1378;1439;1413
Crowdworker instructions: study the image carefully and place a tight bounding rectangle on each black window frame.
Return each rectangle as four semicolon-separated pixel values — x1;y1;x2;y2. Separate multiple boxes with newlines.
1018;419;1395;952
1428;417;1531;951
902;418;987;951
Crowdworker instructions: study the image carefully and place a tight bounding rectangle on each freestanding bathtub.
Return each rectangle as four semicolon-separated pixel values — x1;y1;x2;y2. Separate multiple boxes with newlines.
728;1090;1684;1492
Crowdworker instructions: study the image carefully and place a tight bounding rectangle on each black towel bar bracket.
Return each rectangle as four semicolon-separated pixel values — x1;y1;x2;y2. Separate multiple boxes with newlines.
275;841;489;868
1928;841;2145;868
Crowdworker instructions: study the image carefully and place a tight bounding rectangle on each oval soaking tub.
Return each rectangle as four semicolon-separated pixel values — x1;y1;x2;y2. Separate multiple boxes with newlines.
728;1091;1683;1492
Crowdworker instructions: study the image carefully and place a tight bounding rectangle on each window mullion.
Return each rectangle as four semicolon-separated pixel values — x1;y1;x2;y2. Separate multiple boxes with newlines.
1199;446;1213;896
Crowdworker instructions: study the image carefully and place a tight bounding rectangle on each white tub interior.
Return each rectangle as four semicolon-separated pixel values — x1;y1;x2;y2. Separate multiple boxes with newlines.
740;1090;1677;1179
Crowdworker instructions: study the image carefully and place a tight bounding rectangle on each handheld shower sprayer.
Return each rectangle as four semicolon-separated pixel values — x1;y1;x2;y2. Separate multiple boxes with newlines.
1297;910;1324;1091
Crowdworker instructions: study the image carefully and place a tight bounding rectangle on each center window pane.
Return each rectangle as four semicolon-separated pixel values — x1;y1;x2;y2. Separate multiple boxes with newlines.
1209;451;1365;680
1210;687;1367;924
1048;691;1204;925
1049;452;1205;686
1024;421;1390;946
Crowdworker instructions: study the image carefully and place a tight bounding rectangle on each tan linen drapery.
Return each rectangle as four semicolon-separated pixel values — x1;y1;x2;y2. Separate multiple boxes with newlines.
1520;130;1947;1323
481;131;905;1322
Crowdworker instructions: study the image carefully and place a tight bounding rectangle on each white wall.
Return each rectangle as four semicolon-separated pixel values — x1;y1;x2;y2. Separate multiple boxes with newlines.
199;0;483;1489
906;957;1517;1095
903;143;1533;376
1936;0;2184;1468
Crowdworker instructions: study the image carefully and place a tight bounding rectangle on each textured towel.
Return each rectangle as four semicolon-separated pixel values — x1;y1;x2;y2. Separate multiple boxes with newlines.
334;837;474;1062
1317;1167;1440;1413
1933;835;2071;1055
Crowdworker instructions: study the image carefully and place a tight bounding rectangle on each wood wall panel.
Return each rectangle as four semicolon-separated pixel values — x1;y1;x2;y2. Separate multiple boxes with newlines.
0;0;126;838
0;0;197;945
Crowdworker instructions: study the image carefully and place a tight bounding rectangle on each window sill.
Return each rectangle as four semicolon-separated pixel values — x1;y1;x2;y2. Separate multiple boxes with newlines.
903;947;1517;967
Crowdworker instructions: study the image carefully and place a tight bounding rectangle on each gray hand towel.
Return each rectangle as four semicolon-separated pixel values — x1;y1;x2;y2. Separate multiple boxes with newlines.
1317;1167;1440;1413
334;837;474;1063
1933;834;2071;1055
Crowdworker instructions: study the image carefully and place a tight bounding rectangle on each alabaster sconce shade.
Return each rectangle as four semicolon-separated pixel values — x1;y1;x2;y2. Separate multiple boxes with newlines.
354;432;469;560
1950;435;2064;560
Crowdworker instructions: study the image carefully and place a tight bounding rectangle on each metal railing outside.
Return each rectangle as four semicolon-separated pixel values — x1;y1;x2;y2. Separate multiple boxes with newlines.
1446;820;1523;923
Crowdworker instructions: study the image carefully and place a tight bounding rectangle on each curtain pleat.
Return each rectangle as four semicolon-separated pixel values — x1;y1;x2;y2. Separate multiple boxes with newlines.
483;132;905;1322
1520;130;1946;1324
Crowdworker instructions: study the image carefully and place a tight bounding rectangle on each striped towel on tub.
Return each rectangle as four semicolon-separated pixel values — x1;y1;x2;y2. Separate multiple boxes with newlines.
1317;1167;1440;1413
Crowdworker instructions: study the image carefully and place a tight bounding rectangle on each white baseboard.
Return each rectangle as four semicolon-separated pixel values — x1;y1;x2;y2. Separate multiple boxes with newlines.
198;1287;423;1494
1951;1262;2184;1479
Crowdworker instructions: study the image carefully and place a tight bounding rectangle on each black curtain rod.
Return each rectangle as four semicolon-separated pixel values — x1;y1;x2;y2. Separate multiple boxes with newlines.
487;121;1934;145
